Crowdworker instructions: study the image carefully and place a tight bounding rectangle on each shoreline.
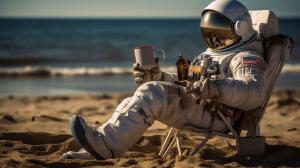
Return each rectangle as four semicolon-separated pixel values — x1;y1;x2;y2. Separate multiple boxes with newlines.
0;88;299;98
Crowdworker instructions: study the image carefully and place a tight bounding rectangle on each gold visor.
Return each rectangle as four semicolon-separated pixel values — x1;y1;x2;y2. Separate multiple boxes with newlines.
200;11;240;50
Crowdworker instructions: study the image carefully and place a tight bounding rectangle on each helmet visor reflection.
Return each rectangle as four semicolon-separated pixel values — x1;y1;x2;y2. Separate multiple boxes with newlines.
200;11;240;50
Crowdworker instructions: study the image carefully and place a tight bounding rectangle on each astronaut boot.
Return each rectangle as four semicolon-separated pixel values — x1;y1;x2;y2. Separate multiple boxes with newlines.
61;148;93;160
68;94;156;160
69;115;112;160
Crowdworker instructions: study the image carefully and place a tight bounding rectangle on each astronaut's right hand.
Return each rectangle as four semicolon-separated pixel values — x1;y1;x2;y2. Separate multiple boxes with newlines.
132;63;163;86
184;78;220;99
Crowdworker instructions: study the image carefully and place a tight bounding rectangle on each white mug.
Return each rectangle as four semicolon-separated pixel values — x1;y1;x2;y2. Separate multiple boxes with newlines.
134;45;165;69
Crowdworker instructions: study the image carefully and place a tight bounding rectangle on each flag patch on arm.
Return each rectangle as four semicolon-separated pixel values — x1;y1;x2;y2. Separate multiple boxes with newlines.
242;56;267;71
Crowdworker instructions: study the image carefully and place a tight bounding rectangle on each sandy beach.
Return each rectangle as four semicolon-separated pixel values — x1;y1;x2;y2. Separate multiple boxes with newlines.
0;90;300;167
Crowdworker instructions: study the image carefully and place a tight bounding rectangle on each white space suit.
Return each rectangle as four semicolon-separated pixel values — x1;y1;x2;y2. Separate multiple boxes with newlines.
62;0;268;160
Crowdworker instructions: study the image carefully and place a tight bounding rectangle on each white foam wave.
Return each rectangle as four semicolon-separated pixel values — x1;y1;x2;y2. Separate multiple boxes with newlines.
0;64;298;77
0;66;134;77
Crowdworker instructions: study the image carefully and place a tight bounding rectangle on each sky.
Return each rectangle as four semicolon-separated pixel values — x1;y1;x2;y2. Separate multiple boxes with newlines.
0;0;299;18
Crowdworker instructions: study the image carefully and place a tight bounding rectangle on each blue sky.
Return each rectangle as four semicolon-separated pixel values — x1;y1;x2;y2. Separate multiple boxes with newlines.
0;0;299;18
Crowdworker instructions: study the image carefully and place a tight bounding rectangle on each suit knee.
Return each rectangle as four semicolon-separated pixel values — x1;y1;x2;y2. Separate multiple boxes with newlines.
135;81;165;96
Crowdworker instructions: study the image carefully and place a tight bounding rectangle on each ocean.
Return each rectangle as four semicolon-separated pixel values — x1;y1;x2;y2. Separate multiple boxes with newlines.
0;18;299;96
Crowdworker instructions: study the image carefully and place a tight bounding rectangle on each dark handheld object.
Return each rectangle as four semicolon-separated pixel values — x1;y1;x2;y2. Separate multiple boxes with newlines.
176;53;190;81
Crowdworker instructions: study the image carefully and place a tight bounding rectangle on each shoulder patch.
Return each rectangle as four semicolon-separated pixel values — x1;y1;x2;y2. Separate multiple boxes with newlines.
242;56;267;71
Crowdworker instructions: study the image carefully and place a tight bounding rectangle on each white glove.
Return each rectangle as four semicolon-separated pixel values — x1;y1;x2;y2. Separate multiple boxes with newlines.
132;62;163;86
185;78;220;99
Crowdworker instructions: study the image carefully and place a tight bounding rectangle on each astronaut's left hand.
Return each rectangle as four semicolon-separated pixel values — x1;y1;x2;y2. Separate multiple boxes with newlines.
132;62;163;86
185;78;221;99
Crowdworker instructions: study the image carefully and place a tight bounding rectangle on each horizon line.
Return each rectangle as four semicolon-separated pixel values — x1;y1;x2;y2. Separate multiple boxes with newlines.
0;16;299;20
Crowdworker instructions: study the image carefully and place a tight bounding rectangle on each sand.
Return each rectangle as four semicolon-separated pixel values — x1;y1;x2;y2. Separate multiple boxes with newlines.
0;90;300;167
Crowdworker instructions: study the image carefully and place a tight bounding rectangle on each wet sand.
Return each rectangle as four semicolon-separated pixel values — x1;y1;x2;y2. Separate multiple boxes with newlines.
0;90;300;167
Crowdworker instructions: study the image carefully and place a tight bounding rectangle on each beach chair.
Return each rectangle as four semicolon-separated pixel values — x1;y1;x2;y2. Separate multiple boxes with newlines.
158;10;294;158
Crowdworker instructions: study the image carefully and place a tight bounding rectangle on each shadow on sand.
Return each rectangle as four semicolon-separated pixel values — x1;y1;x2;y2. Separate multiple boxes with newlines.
204;143;300;167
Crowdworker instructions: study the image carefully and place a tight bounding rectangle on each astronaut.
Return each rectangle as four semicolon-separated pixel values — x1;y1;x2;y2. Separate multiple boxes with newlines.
62;0;267;160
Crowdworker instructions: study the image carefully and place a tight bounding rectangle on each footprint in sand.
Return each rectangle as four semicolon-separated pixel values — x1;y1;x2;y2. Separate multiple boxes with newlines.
0;114;16;123
31;115;67;122
76;106;99;116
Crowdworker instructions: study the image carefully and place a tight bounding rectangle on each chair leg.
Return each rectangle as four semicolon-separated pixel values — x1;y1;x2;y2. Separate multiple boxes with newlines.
176;136;182;156
189;134;211;156
217;110;239;139
158;127;174;157
247;123;260;137
162;135;177;158
159;128;184;158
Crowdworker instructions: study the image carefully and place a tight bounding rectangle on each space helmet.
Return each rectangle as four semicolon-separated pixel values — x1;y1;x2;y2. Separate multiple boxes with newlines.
200;0;256;51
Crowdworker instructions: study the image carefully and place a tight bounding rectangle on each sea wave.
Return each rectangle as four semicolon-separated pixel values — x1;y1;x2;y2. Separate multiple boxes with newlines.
0;64;298;78
0;66;130;77
0;66;176;77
